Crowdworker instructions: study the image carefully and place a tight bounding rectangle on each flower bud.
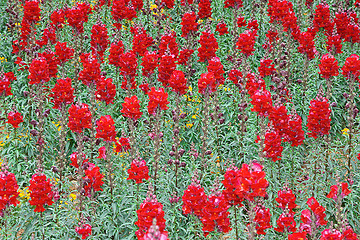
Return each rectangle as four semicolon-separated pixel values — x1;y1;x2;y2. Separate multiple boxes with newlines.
178;148;185;156
205;150;212;155
180;113;186;119
169;151;175;156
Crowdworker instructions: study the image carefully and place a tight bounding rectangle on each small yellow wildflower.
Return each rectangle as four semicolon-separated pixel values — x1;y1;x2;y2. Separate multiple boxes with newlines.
192;115;197;119
69;193;77;201
342;128;349;135
186;123;193;128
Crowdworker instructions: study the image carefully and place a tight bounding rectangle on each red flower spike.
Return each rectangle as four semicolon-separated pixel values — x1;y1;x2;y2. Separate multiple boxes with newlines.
127;158;150;184
245;73;266;96
298;31;318;60
158;53;177;87
0;72;16;96
207;57;225;85
0;170;20;214
326;34;342;54
83;162;104;197
65;2;92;33
142;51;158;77
147;87;169;115
177;49;194;66
342;54;360;81
7;111;23;129
111;0;137;24
319;54;339;79
224;0;243;8
158;32;179;58
95;76;116;105
237;16;247;28
50;78;75;109
306;92;331;139
269;104;289;140
182;178;207;216
236;30;257;57
181;12;198;38
115;137;131;153
263;127;283;162
306;197;328;226
198;0;212;19
313;3;333;34
341;182;351;197
168;70;188;95
109;41;125;68
132;27;153;57
28;58;50;85
38;51;59;79
326;185;338;200
253;205;272;235
201;193;231;237
55;42;74;64
36;27;57;48
275;212;297;233
76;223;92;239
259;59;276;77
250;88;273;117
50;9;65;29
286;112;305;146
29;173;54;212
222;166;243;206
68;103;92;133
288;232;308;240
96;115;117;142
197;31;219;63
162;0;175;8
342;227;358;240
135;196;166;239
198;72;217;94
228;69;242;85
70;152;89;168
121;95;143;120
275;188;298;212
90;23;109;62
79;53;101;86
215;22;229;36
119;51;138;80
320;229;342;240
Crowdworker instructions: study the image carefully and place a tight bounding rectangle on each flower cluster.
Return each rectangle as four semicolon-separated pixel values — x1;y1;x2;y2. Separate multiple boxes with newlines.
236;30;257;56
307;92;331;139
297;31;317;60
215;22;229;36
181;12;198;37
50;78;75;109
65;2;92;33
68;103;92;133
250;88;273;117
259;59;276;77
83;162;104;197
127;158;150;184
90;23;109;62
326;182;351;200
198;72;217;94
0;170;19;214
132;27;154;57
0;72;16;96
54;42;74;64
182;175;207;216
28;58;50;84
207;57;225;85
115;137;131;153
95;76;116;105
178;49;194;66
342;54;360;81
29;173;54;212
318;54;339;79
168;70;188;95
158;53;176;87
109;41;124;67
79;53;101;86
96;115;117;142
7;111;23;129
222;166;243;206
263;127;283;162
158;32;179;57
253;205;272;235
198;0;212;19
198;31;219;63
147;87;169;115
75;223;92;239
141;51;158;77
121;95;143;120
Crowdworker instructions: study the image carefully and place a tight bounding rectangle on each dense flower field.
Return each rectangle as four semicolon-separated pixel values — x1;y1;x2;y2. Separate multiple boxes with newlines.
0;0;360;239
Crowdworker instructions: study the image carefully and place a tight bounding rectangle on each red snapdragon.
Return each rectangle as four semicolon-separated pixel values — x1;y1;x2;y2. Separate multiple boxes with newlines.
121;95;143;120
259;59;276;77
50;77;75;109
318;54;339;79
158;53;176;87
181;12;198;38
76;223;92;239
7;111;23;129
236;30;256;56
1;72;16;96
198;31;219;62
83;162;104;197
306;92;331;139
96;115;117;142
29;173;54;212
55;42;74;64
198;72;217;94
90;22;109;62
207;57;225;85
0;170;20;214
168;70;188;95
250;88;273;117
215;22;229;36
28;58;50;84
198;0;212;19
342;54;360;81
95;76;116;105
127;158;150;184
68;103;92;133
253;205;272;235
79;53;101;86
147;87;170;115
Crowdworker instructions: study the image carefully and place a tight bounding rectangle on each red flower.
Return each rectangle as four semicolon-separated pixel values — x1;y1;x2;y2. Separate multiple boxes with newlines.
264;127;283;162
79;53;101;86
36;27;57;48
68;103;92;133
197;31;219;63
90;23;109;62
298;31;318;60
236;30;256;57
70;152;89;168
147;87;169;115
141;51;158;77
318;54;339;79
7;111;23;128
75;223;92;239
158;53;176;87
288;232;308;240
65;2;92;33
0;170;20;214
162;0;175;8
320;229;342;240
115;137;131;153
198;0;212;19
245;73;266;96
181;12;198;38
121;95;143;120
342;54;360;81
182;177;207;216
38;51;59;79
83;163;104;197
237;16;247;28
127;158;150;184
198;72;217;94
177;49;194;66
207;57;225;85
55;42;74;64
135;196;166;239
326;34;342;54
215;22;229;36
0;72;16;96
111;0;137;23
201;193;231;237
96;115;117;142
250;88;273;117
253;205;272;235
275;212;297;233
50;77;75;109
109;41;125;68
326;185;338;200
29;173;54;212
50;9;65;29
275;188;298;212
313;3;333;34
286;112;305;146
224;0;243;8
306;197;328;226
28;58;50;84
341;182;352;197
158;32;179;57
228;69;242;85
95;76;116;105
131;27;154;57
342;227;358;240
168;70;188;95
222;166;244;206
306;92;331;139
259;59;276;77
119;51;138;80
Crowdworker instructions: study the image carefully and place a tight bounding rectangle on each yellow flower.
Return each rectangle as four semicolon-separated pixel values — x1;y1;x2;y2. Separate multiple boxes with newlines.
192;115;197;119
150;4;157;10
342;128;349;135
188;86;193;92
186;123;193;128
69;193;77;201
19;187;30;199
